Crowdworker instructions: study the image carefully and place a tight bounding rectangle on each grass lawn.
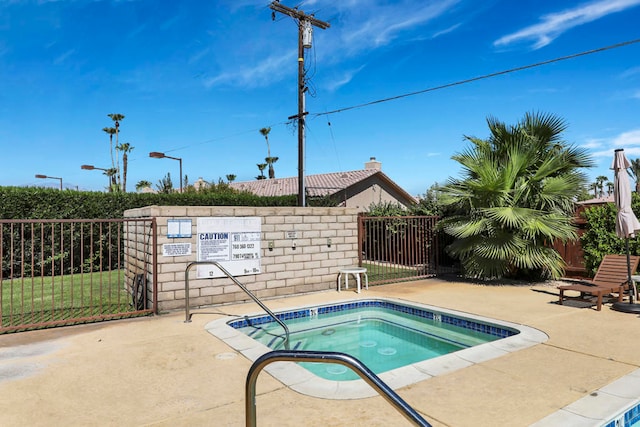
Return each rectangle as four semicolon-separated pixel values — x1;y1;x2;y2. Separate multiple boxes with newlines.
362;261;420;283
1;270;140;330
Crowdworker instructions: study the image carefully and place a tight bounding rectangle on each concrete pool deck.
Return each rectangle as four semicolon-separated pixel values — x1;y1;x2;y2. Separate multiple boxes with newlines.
1;278;640;426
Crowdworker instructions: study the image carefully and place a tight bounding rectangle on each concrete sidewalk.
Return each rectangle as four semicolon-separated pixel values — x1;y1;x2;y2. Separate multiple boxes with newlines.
1;279;639;426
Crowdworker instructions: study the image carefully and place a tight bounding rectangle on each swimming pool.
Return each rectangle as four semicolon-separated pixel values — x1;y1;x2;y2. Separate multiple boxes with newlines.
206;297;547;399
231;299;513;380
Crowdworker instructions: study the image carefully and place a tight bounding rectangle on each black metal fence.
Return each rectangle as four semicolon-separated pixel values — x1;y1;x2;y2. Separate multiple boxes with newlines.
358;215;457;285
0;218;156;333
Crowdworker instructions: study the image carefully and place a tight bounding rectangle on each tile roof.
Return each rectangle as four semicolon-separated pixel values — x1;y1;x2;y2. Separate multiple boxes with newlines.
231;169;381;198
578;195;614;205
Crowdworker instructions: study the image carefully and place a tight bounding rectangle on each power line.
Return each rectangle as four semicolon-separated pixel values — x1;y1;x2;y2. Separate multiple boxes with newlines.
158;121;289;155
133;37;640;163
312;37;640;118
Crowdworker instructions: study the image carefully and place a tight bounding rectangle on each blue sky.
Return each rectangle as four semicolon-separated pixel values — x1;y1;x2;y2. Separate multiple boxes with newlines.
2;0;640;196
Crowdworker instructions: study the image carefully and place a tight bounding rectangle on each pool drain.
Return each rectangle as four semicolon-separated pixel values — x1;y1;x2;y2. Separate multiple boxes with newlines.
359;340;377;348
377;347;397;356
321;328;335;336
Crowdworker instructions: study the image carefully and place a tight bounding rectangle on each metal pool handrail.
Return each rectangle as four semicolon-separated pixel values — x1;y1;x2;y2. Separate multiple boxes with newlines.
245;350;432;427
183;261;290;349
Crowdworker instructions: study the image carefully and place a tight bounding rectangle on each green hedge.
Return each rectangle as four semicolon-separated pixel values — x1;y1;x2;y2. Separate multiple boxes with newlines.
0;187;297;219
580;192;640;275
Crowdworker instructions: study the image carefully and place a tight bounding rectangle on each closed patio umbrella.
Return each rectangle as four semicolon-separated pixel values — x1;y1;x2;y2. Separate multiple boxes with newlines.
612;148;640;306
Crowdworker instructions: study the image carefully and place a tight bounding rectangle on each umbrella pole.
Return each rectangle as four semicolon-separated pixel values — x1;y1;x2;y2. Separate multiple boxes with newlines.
626;238;635;304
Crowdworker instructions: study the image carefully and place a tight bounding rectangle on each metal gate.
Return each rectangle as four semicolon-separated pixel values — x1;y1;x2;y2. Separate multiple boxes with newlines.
0;218;156;333
358;215;450;285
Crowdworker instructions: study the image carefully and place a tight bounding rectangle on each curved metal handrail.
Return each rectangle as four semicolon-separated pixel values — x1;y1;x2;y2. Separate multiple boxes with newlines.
245;350;432;427
184;261;290;349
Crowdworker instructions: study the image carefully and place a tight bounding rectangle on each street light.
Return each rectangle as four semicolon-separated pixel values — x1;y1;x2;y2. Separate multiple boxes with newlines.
35;174;63;190
149;151;183;193
81;164;111;190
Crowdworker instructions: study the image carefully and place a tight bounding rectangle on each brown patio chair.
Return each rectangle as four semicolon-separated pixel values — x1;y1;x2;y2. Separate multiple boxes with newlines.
558;254;640;311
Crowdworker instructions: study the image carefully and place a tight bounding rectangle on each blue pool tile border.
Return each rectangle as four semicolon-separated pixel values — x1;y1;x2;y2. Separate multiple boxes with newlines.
227;299;518;339
602;401;640;427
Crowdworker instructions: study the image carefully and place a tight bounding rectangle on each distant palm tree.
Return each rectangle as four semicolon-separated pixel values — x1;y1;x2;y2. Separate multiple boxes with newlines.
628;158;640;193
226;174;237;183
108;113;125;187
260;127;278;179
136;180;152;192
105;167;118;192
102;127;117;170
265;156;279;179
589;182;598;198
116;142;134;192
256;163;267;180
156;173;173;193
606;181;614;196
595;175;609;198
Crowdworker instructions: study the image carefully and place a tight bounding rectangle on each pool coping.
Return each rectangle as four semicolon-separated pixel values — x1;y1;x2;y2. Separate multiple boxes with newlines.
205;296;548;399
531;368;640;427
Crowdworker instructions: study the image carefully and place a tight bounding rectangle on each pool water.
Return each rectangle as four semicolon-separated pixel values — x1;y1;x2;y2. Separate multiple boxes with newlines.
231;300;515;381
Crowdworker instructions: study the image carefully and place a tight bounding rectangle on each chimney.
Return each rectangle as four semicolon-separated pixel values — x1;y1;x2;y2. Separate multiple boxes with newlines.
365;157;381;171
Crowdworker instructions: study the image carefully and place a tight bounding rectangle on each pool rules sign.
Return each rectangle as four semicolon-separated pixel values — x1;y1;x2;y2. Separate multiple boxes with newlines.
196;217;261;278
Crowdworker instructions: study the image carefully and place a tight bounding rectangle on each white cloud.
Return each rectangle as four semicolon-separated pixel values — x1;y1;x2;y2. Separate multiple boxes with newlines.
53;48;75;65
619;66;640;79
339;0;460;53
586;129;640;158
431;23;462;39
203;52;294;89
581;138;606;149
324;65;366;92
494;0;640;49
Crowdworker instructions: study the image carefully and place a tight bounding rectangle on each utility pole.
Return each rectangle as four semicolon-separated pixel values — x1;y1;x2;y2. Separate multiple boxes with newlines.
270;1;330;207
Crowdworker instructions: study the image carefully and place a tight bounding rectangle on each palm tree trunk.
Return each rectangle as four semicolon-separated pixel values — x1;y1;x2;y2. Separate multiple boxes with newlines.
122;153;128;192
110;134;115;169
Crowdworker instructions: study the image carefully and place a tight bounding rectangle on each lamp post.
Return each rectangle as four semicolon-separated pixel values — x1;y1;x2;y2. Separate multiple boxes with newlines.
81;164;111;190
35;174;63;190
149;151;183;193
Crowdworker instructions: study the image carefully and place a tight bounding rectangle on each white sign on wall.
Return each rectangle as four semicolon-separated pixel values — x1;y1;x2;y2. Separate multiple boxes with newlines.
196;217;261;278
167;219;192;238
162;243;192;257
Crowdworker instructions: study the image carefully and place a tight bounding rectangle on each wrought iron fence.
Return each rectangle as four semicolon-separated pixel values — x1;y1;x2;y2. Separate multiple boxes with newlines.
358;215;456;285
0;218;156;333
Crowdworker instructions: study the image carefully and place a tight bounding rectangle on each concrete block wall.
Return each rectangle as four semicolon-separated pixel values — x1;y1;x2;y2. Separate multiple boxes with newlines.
124;205;359;311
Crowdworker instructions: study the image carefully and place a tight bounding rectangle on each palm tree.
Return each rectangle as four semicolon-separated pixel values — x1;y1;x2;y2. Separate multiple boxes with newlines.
105;167;118;192
628;158;640;193
136;180;152;192
256;163;267;180
108;113;125;187
595;175;609;198
226;174;237;183
438;112;594;280
589;182;598;198
116;142;134;192
265;156;279;179
156;172;173;193
102;127;117;170
260;127;277;179
606;181;614;196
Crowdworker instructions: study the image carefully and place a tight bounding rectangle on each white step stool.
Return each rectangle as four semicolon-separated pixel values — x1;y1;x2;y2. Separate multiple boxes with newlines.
337;267;368;293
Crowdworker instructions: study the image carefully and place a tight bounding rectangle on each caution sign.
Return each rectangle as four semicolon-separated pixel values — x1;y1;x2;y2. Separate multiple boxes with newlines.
196;217;261;278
